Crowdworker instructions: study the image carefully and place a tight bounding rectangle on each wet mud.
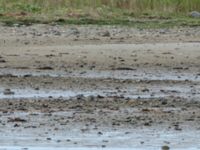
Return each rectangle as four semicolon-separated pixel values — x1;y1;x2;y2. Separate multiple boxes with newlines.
0;24;200;150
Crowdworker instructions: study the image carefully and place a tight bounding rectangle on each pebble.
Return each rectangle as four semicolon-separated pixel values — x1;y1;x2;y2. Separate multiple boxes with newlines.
76;94;84;100
3;89;15;95
98;131;103;135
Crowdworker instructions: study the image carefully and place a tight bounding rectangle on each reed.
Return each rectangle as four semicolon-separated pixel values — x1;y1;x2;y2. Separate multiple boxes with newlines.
0;0;199;27
0;0;199;15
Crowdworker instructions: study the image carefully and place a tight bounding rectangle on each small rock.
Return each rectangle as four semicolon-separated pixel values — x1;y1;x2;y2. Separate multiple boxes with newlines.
46;138;51;140
97;95;104;99
8;117;27;123
88;95;95;101
141;88;150;92
37;66;53;70
35;87;40;90
24;74;32;77
98;131;103;135
24;41;30;45
0;59;6;63
189;11;200;18
144;122;151;126
3;89;15;95
140;141;144;144
53;31;61;36
159;29;168;34
101;31;111;37
76;94;84;100
14;124;20;127
162;145;170;150
174;126;182;131
161;100;168;105
57;140;61;143
72;28;80;35
42;104;48;108
35;33;42;36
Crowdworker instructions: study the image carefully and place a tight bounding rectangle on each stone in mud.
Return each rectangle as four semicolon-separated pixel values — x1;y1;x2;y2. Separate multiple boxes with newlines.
101;31;111;37
88;95;95;101
8;117;27;123
98;131;103;135
97;95;104;99
14;124;20;127
144;122;151;126
57;140;61;143
189;11;200;18
72;28;80;35
24;41;30;45
162;145;170;150
46;138;51;141
24;74;32;77
0;59;6;63
35;87;40;90
115;67;136;71
174;125;182;131
159;29;168;34
76;94;84;100
141;88;150;92
3;89;15;95
37;66;53;70
53;31;61;36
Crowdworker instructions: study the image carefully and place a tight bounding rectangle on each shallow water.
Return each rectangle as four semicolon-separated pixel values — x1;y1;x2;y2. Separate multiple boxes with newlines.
0;86;199;100
0;69;199;82
0;129;199;150
0;67;199;100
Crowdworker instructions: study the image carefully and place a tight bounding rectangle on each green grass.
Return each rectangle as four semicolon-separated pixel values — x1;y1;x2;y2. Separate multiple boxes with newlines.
0;0;200;28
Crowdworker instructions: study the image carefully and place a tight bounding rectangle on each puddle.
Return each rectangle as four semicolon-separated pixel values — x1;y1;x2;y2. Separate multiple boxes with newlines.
0;67;199;100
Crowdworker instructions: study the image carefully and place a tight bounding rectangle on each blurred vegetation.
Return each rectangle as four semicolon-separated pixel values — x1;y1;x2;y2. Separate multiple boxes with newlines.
0;0;200;27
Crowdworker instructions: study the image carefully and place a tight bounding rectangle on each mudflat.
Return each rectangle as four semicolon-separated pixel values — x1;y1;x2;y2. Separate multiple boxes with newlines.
0;24;200;150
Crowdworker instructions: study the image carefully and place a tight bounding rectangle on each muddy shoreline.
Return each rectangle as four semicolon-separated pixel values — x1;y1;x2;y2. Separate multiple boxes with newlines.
0;96;200;149
1;24;200;46
0;24;200;149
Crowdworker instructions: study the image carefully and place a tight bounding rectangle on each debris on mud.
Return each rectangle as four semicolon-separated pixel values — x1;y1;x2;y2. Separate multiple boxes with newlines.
0;24;199;149
162;145;170;150
3;89;15;95
8;117;27;123
190;11;200;18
